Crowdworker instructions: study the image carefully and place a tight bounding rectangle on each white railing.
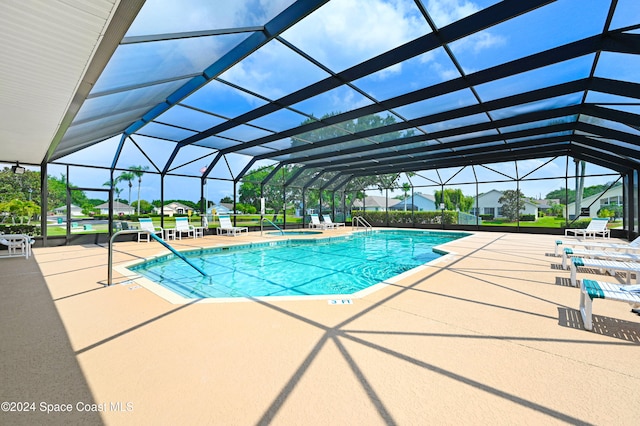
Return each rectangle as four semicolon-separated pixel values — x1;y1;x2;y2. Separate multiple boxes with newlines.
260;217;284;236
107;229;206;286
352;216;373;233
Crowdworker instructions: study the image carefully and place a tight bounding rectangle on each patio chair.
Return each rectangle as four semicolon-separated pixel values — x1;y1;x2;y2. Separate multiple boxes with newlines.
561;247;640;269
579;279;640;331
554;236;640;256
309;214;330;229
564;218;610;239
216;215;248;236
138;218;163;242
175;217;195;239
322;215;344;228
0;234;34;259
570;257;640;287
1;237;25;258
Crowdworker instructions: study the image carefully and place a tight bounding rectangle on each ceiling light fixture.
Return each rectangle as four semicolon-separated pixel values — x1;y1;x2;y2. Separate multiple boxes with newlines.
11;162;25;174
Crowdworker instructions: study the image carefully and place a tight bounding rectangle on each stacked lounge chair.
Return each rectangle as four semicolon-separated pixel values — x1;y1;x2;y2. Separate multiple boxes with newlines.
579;280;640;331
570;257;640;287
554;236;640;256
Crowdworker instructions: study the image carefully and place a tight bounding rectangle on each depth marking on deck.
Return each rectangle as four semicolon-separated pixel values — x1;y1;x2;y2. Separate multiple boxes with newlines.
328;299;353;305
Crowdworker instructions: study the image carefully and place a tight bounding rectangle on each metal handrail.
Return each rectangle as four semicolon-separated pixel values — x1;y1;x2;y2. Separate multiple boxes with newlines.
107;229;206;286
260;217;284;236
352;216;373;233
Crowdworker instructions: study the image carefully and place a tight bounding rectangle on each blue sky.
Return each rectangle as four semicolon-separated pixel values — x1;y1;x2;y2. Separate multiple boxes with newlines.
48;0;629;204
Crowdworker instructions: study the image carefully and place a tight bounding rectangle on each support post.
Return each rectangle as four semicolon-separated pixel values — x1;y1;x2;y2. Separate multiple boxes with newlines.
40;160;48;245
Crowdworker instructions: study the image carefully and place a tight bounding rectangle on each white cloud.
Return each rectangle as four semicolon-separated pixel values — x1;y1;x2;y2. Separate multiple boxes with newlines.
426;0;480;28
430;61;461;81
427;0;506;56
258;0;297;21
282;0;430;73
127;0;248;35
451;30;507;55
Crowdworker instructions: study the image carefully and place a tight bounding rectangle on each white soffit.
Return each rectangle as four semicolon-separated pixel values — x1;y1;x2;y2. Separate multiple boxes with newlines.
0;0;134;166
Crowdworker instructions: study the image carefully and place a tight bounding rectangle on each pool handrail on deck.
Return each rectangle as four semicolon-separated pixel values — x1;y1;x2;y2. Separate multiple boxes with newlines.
261;217;284;236
107;229;207;286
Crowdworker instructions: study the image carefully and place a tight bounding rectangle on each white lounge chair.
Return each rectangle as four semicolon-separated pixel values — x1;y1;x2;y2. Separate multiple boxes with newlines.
570;257;640;287
138;218;164;242
309;214;330;229
322;215;344;228
554;236;640;256
561;248;640;269
579;279;640;331
0;234;33;259
216;215;248;236
174;217;195;239
564;218;610;239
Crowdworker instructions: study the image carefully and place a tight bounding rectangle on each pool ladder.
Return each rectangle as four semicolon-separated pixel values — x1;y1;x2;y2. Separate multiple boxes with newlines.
352;216;373;233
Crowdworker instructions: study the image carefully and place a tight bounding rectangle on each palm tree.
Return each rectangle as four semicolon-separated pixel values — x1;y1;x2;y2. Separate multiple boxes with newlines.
129;165;149;216
117;172;135;206
402;182;411;212
103;180;122;202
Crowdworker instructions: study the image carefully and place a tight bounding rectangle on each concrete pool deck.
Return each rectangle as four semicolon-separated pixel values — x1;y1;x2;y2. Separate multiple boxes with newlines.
1;229;639;425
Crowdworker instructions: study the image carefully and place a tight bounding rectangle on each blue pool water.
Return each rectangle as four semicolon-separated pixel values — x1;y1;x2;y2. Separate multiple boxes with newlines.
129;230;468;299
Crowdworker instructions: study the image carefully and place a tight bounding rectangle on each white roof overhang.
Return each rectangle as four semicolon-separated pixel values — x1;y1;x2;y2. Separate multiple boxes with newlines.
0;0;143;166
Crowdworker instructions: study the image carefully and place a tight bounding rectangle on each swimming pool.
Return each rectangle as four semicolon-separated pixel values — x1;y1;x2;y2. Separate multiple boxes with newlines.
128;230;468;300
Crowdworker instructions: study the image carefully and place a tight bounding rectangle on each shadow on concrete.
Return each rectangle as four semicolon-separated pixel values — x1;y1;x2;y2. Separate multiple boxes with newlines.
558;307;640;343
0;256;102;425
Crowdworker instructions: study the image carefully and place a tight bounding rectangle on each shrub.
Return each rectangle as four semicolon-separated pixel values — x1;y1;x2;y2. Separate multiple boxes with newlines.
479;214;494;221
353;210;457;225
520;214;536;221
564;218;591;229
1;224;41;236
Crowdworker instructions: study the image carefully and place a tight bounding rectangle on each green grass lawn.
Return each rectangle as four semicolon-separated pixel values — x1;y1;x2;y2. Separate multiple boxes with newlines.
482;216;622;228
41;215;622;235
481;216;563;227
44;215;305;236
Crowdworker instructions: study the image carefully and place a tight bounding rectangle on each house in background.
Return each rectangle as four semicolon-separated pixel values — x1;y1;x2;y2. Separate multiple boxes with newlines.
209;203;232;215
53;204;83;217
95;201;135;215
472;189;538;219
352;195;400;212
391;192;437;211
154;201;193;216
532;198;560;214
566;185;623;219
